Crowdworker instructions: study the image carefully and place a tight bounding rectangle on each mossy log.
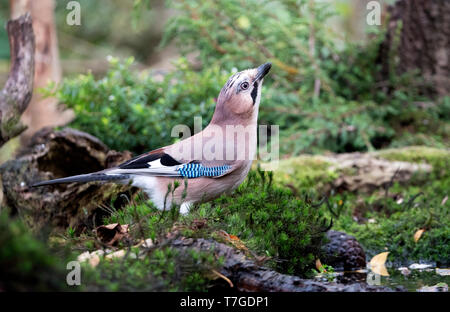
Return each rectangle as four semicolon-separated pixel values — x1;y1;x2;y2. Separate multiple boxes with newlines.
272;150;433;194
0;127;135;233
0;13;35;147
171;238;400;292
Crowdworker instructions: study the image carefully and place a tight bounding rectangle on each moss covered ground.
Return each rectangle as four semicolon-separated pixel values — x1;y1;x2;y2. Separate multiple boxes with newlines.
273;146;449;265
1;146;448;291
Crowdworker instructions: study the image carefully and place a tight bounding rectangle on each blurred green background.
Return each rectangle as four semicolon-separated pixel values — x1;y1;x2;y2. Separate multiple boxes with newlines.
3;0;446;157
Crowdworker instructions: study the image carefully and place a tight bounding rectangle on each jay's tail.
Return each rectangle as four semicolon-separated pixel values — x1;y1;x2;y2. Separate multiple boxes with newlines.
31;172;130;187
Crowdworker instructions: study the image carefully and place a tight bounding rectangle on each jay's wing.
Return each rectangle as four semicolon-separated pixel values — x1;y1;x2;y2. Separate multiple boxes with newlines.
107;151;232;178
32;150;233;187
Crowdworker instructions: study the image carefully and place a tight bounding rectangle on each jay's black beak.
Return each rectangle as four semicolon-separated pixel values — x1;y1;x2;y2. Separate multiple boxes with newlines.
255;62;272;81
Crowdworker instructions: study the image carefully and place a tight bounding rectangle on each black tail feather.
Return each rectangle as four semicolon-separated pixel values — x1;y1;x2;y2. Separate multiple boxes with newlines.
32;173;130;187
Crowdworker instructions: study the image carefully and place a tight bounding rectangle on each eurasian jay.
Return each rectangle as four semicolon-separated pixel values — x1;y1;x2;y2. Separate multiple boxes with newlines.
33;63;272;214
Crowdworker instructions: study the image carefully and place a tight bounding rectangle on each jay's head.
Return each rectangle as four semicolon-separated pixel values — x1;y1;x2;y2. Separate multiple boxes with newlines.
214;63;271;123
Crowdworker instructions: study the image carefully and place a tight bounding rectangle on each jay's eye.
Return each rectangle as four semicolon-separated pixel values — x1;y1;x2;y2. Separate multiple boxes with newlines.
240;82;249;90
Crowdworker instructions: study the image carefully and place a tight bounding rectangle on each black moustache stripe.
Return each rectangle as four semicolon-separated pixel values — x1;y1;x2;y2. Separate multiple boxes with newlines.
251;81;258;105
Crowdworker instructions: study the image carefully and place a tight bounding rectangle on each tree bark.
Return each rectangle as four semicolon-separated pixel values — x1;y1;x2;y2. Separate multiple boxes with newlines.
0;13;35;147
10;0;73;141
0;127;134;233
379;0;450;97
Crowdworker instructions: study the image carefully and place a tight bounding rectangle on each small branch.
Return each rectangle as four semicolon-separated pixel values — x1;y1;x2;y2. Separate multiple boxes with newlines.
0;13;35;146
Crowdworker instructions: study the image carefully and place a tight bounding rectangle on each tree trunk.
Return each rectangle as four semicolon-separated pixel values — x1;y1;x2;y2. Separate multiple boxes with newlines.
0;13;35;147
10;0;73;141
379;0;450;97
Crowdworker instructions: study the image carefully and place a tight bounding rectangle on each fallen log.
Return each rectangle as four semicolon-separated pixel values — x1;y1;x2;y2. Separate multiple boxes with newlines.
0;127;135;233
171;238;402;292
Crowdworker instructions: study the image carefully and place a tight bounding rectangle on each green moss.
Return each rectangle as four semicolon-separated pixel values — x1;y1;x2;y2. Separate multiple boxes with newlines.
376;146;450;177
0;211;70;291
328;147;450;264
84;247;221;292
270;155;338;193
265;147;449;265
335;203;449;265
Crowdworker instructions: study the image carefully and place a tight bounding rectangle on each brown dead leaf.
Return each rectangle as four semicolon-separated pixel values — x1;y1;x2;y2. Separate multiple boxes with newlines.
215;230;249;253
316;259;326;272
95;223;130;246
214;230;268;262
369;251;390;276
226;234;248;252
191;218;207;230
414;228;425;243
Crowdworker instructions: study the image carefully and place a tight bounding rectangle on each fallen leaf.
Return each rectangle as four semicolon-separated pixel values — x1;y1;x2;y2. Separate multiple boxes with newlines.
316;259;326;272
95;223;129;246
409;263;432;270
417;283;448;292
229;234;239;241
191;218;207;230
414;228;425;242
215;230;250;254
436;268;450;276
369;251;390;276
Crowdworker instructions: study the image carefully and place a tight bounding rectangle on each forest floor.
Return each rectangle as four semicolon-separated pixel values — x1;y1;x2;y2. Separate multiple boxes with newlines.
1;145;449;292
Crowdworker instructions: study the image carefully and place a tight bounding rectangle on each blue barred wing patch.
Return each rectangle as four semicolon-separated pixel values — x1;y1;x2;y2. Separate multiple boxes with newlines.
177;164;231;178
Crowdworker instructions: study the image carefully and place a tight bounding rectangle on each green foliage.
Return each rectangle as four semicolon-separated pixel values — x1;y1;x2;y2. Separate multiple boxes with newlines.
0;211;69;291
316;263;336;282
45;57;228;154
53;0;161;61
0;2;9;60
160;0;448;153
84;247;220;291
50;0;448;155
